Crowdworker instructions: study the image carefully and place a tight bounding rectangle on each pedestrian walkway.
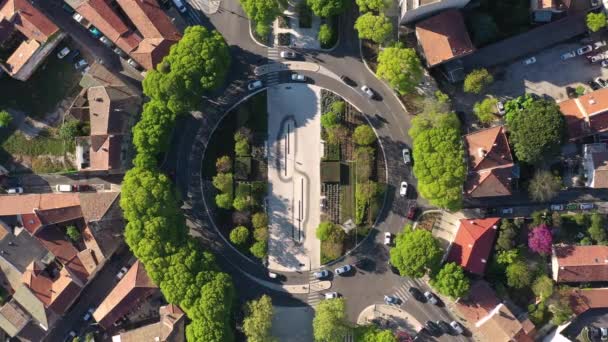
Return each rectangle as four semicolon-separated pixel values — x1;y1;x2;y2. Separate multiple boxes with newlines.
188;0;221;14
265;72;280;87
273;0;321;49
357;304;423;336
268;47;281;61
307;271;323;307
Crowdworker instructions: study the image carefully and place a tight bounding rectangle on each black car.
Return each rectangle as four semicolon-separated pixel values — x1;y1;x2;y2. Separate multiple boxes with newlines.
424;321;443;337
589;80;601;90
340;75;357;87
68;49;81;63
437;320;453;335
408;287;426;302
388;261;400;275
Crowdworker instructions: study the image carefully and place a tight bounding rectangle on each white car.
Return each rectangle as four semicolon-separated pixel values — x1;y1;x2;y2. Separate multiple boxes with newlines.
523;57;536;65
291;73;305;82
450;321;464;334
116;266;129;280
7;187;23;194
577;45;593;55
424;291;438;305
580;203;594;210
72;12;85;24
313;270;329;279
127;58;142;70
56;184;74;192
57;47;70;59
590;53;607;63
594;40;607;49
496;101;505;115
560;50;576;60
74;59;88;70
280;51;296;59
83;307;95;321
602;60;608;68
360;85;374;98
334;264;352;275
324;292;339;299
402;148;411;164
550;204;564;211
502;208;514;214
384;232;392;245
399;182;408;197
248;80;262;91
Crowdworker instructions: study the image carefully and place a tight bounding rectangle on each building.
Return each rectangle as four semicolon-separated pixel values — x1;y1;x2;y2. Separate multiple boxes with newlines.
111;304;185;342
446;218;500;275
565;288;608;315
65;0;181;70
552;245;608;283
93;261;158;330
456;280;535;342
399;0;470;24
582;143;608;188
558;87;608;140
0;192;124;339
463;126;516;198
0;0;65;81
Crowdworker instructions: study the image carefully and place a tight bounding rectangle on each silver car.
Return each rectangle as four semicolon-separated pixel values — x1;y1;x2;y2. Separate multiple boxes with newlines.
360;85;374;98
291;73;305;82
402;148;411;164
335;264;352;275
313;270;329;279
424;291;438;304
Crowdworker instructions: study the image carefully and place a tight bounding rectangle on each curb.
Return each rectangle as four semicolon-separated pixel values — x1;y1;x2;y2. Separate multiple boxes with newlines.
318;16;341;52
248;20;271;48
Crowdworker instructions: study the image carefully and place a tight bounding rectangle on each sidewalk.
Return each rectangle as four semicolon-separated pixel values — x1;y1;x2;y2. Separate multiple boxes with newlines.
273;0;321;49
357;304;423;336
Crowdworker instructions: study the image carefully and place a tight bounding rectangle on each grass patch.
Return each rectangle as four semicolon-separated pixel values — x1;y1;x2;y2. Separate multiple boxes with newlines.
340;162;355;222
323;143;340;161
321;240;343;265
0;51;81;118
320;16;339;49
1;130;68;159
31;156;74;174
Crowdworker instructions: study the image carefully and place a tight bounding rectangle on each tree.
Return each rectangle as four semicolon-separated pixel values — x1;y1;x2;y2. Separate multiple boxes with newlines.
497;249;520;265
250;240;268;259
508;99;565;164
254;226;269;241
468;13;499;46
496;219;517;251
532;275;554;301
216;156;232;173
243;295;275;342
326;125;349;144
212;173;233;193
354;13;393;44
390;226;442;278
355;0;388;12
528;224;553;255
528;171;561;202
463;68;493;94
59;120;83;140
306;0;346;17
353;125;376;146
66;225;81;241
321;111;340;129
376;44;423;95
506;260;532;289
589;212;606;243
252;212;268;229
316;221;345;242
240;0;281;37
587;12;607;32
313;298;349;342
431;263;470;299
318;24;333;47
354;146;374;181
357;326;396;342
0;110;12;128
216;193;233;209
549;293;573;325
233;195;252;212
230;226;250;246
473;98;498;124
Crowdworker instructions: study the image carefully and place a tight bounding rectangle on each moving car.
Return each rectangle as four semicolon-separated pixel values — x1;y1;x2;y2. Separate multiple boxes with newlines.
313;270;329;279
424;291;438;305
496;101;505;115
560;50;576;60
407;206;416;220
172;0;187;13
577;45;593;55
324;292;339;299
402;148;411;164
450;321;464;335
550;204;564;211
56;184;74;192
7;187;23;194
523;57;536;65
248;80;263;91
334;264;352;275
408;287;425;302
384;295;399;305
399;182;408;197
291;73;305;82
424;321;443;337
340;75;357;87
74;59;88;70
437;320;453;335
384;232;392;245
83;307;95;321
116;266;129;280
57;47;70;59
280;51;297;59
361;85;374;99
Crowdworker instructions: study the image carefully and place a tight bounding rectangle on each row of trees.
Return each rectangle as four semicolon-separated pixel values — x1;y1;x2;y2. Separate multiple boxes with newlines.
354;0;392;45
120;26;236;342
376;44;423;95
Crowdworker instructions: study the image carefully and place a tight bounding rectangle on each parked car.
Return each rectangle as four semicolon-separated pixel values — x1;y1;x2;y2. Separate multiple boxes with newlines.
594;40;607;49
437;320;453;335
580;203;595;210
408;287;425;302
561;50;577;60
324;292;339;299
88;26;101;38
596;77;608;88
402;148;411;164
116;266;129;280
407;206;416;220
99;36;114;48
83;307;95;321
313;270;329;279
7;187;23;194
127;58;142;70
113;47;127;58
384;232;392;245
384;295;399;305
340;75;357;87
172;0;187;12
56;184;74;192
72;12;85;24
62;3;75;14
424;321;443;337
496;101;505;115
590;53;608;63
68;49;81;63
248;80;263;91
280;51;297;59
601;327;608;341
523;57;536;65
450;321;464;335
502;208;514;214
399;182;408;197
589;80;601;90
64;331;76;342
577;45;594;55
550;204;564;211
603;60;608;68
361;85;374;99
291;73;305;81
566;203;579;210
424;291;438;305
56;47;70;59
334;264;352;275
74;59;88;70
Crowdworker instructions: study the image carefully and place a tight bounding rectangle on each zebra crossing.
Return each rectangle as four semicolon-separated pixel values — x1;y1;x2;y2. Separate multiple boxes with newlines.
389;279;418;304
265;72;280;86
307;272;323;307
267;47;281;61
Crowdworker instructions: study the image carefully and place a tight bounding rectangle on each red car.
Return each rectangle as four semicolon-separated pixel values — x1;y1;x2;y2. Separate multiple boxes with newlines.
407;207;416;220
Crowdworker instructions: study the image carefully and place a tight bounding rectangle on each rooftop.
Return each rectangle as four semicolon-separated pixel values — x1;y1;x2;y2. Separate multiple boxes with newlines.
558;88;608;140
112;304;185;342
0;299;30;337
0;0;59;43
446;218;500;275
552;245;608;282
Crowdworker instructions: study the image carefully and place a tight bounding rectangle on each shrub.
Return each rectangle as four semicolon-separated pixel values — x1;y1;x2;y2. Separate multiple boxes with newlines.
252;212;268;229
464;68;493;94
250;240;268;259
354;147;374;181
216;156;232;173
59;120;84;140
254;226;269;241
212;172;233;193
0;110;12;128
331;101;345;115
355;181;378;225
316;221;345;242
587;12;607;32
326;125;348;144
233;195;252;212
230;226;250;246
318;24;333;47
216;193;233;209
473;98;497;124
235;139;250;156
66;225;81;241
321;111;340;129
353;125;376;146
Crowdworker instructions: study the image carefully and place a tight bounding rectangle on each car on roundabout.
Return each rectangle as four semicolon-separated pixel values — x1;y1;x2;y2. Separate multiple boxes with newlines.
424;291;438;305
384;295;399;305
324;292;339;299
361;85;374;99
280;50;297;59
408;287;425;302
399;182;408;197
313;270;329;279
248;80;263;91
450;321;464;335
291;73;306;82
335;264;352;275
341;75;357;87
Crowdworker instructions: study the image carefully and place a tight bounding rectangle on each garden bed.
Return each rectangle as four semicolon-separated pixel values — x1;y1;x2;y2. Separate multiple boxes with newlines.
320;16;339;50
361;39;379;72
416;212;441;231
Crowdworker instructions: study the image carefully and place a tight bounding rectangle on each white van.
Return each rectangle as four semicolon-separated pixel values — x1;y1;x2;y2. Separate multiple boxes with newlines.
172;0;187;13
56;184;73;192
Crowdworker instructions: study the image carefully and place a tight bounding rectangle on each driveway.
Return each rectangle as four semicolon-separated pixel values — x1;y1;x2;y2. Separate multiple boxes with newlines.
562;308;608;340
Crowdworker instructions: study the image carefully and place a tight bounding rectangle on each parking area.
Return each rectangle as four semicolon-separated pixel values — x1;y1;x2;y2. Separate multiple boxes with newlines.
486;36;608;102
563;309;608;340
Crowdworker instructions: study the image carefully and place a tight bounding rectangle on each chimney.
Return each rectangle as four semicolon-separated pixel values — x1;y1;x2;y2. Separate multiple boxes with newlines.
478;148;486;157
468;244;473;248
492;225;497;229
589;99;596;105
481;258;487;263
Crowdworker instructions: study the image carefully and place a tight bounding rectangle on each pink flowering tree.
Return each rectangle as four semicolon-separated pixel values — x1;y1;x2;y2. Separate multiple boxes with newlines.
528;224;553;255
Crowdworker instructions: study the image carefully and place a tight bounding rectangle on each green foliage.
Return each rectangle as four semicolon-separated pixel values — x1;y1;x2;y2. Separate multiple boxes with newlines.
589;213;606;243
473;98;497;124
496;219;517;251
550;296;573;325
254;227;269;241
506;260;531;289
355;181;378;225
353;125;376;146
216;193;233;209
508;99;565;164
59;120;84;140
235;131;251;157
376;44;423;95
528;301;548;326
504;93;535;125
587;12;607;32
321;111;340;129
212;173;233;193
464;68;493;94
431;263;470;299
528;170;561;202
313;298;349;342
532;275;554;301
331;101;345;115
468;13;499;46
354;146;374;181
230;226;250;246
233;195;252;212
551;211;563;229
318;24;333;46
306;0;346;17
316;221;345;242
250;240;268;259
66;225;81;241
390;226;442;278
575;212;589;226
326;124;349;144
496;249;520;265
354;13;393;44
0;110;11;128
435;90;450;105
252;212;268;229
243;295;275;342
216;156;232;173
409;110;465;210
356;325;396;342
355;0;388;12
240;0;281;37
576;85;586;96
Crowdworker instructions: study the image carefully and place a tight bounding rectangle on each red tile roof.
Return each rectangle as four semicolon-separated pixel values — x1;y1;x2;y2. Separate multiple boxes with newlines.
465;167;514;198
0;194;81;216
35;226;90;283
116;0;181;40
415;10;475;67
552;245;608;282
0;0;59;43
446;218;500;275
21;262;82;315
559;88;608;140
130;37;178;70
566;288;608;315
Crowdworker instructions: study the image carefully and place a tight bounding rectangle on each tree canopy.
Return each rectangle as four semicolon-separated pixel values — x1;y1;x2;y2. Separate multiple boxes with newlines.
313;298;349;342
528;224;553;255
496;219;517;251
532;275;554;301
353;125;376;146
318;24;333;46
376;44;423;95
355;0;388;12
507;99;565;164
0;110;11;128
528;170;561;202
356;325;396;342
243;295;275;342
306;0;346;17
473;98;498;124
506;260;532;289
431;263;470;299
240;0;281;36
589;212;606;243
390;226;442;278
587;12;607;32
463;68;493;94
354;13;393;44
